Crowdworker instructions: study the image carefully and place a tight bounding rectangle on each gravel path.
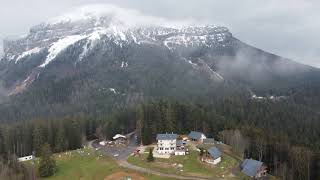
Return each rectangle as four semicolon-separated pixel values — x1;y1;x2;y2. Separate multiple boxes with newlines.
89;134;221;180
118;159;211;180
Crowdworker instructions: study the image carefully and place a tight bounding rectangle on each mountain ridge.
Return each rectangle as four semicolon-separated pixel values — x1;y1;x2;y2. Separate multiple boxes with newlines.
0;5;319;121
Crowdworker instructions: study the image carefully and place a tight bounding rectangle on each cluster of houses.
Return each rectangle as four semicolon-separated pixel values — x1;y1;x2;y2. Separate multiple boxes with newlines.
156;131;221;164
17;131;267;179
155;131;267;178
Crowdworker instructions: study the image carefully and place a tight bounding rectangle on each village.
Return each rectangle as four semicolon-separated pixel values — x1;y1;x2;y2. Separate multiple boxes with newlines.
92;131;268;179
17;130;269;179
17;130;271;180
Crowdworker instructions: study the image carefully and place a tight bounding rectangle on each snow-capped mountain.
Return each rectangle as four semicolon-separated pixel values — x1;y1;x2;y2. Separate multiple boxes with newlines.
0;4;319;120
2;5;232;94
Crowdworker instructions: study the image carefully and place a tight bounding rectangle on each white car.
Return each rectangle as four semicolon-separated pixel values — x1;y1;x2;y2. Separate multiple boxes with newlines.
114;154;119;157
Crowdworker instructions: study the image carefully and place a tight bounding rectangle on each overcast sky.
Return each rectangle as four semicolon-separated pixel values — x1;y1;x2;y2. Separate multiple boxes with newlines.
0;0;319;67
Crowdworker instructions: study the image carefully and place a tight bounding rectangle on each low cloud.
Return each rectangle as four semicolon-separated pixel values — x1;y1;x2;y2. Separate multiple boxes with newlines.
0;0;319;67
0;41;3;59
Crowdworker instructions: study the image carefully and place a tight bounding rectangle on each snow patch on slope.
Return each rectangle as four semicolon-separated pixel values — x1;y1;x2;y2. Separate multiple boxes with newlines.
40;35;86;67
79;27;109;61
15;47;42;63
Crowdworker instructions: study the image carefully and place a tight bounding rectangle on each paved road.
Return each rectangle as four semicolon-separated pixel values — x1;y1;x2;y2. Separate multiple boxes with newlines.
91;134;138;161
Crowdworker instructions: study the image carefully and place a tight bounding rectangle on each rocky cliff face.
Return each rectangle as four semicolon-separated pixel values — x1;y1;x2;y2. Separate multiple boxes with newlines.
0;5;319;121
1;10;233;94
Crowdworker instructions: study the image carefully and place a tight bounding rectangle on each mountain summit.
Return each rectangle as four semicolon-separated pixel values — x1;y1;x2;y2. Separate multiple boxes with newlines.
0;4;319;120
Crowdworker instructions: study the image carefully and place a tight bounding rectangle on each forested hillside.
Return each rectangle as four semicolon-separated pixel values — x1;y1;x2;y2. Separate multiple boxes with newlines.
1;98;320;179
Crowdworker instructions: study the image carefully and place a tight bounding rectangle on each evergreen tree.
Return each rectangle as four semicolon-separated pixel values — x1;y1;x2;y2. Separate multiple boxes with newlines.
39;143;56;177
147;148;154;162
54;123;66;153
33;124;46;156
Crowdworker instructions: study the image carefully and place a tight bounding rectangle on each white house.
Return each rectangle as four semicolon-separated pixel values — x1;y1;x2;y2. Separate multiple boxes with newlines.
156;133;178;154
18;155;34;162
188;131;207;143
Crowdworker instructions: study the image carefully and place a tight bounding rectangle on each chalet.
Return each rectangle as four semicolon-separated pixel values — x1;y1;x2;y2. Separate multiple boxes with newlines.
188;131;206;143
156;133;178;154
203;147;221;165
203;138;215;144
113;134;127;144
241;159;267;179
18;155;34;162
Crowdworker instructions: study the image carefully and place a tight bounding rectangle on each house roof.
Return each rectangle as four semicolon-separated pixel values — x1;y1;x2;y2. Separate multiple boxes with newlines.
241;159;263;177
113;134;126;140
176;140;186;146
188;131;205;140
156;133;178;140
208;147;221;159
203;138;215;144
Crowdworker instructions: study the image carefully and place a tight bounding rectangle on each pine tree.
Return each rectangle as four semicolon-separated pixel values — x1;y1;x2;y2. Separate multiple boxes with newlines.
33;124;45;156
147;148;154;162
54;123;66;153
39;143;56;177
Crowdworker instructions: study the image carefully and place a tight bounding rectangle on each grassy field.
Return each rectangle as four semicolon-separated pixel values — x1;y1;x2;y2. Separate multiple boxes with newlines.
27;147;177;180
128;149;240;179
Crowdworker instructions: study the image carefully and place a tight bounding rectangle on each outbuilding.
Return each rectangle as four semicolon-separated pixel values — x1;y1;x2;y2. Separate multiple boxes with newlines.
241;159;267;178
203;138;215;145
203;147;221;165
113;134;127;144
188;131;206;143
18;155;34;162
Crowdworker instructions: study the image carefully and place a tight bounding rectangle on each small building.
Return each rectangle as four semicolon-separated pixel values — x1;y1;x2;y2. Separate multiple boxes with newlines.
156;133;178;154
18;155;34;162
188;131;206;143
113;134;127;144
203;138;215;145
203;147;221;165
241;159;267;178
175;140;187;155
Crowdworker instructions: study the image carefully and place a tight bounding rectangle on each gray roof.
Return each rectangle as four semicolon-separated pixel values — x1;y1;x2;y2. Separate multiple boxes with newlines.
188;131;204;140
208;147;221;159
241;159;263;177
156;133;178;140
203;138;215;144
176;140;186;146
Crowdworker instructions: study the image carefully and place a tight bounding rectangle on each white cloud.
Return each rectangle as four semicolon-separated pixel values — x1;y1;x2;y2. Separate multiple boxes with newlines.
0;40;3;59
0;0;319;67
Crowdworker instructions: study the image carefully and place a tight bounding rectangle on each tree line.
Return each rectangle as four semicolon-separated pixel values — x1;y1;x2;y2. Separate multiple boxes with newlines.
0;98;319;180
135;99;320;180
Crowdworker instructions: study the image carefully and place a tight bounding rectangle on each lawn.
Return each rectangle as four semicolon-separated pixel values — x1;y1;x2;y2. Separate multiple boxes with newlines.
26;147;177;180
128;149;240;179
